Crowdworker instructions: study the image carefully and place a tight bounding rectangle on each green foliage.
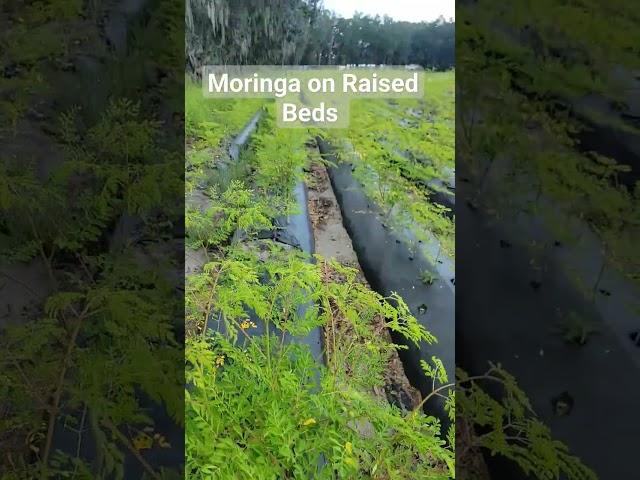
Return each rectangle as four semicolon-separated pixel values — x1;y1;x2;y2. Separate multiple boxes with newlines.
184;92;455;479
184;90;266;194
186;181;273;250
250;107;309;207
1;98;181;263
420;270;437;286
185;103;309;253
185;246;453;479
187;335;453;480
0;251;182;477
457;365;596;480
183;58;592;480
1;0;184;476
325;72;455;258
185;83;265;148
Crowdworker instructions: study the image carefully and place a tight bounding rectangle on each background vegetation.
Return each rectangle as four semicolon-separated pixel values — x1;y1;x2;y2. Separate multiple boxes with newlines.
186;0;454;71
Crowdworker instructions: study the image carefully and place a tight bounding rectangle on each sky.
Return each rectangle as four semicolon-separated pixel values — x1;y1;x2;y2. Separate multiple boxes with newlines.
320;0;454;23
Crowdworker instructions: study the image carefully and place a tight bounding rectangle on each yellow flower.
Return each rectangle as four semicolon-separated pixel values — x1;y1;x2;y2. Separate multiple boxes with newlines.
345;442;353;455
240;320;257;330
345;457;358;468
132;433;153;451
215;355;225;367
302;418;316;426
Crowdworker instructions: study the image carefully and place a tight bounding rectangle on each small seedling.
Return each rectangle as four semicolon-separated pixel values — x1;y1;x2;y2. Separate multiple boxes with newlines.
419;270;437;286
556;312;598;346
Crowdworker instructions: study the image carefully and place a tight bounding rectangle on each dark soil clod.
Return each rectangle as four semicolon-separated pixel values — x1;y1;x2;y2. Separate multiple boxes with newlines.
629;331;640;346
598;289;612;297
499;239;512;248
530;280;542;291
384;382;416;412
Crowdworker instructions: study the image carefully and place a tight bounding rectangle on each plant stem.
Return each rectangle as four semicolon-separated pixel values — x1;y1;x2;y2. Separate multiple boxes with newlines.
102;418;161;480
41;309;85;475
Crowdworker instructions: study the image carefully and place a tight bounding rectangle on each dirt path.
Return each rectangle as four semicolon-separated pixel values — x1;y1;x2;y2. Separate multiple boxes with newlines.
306;157;359;265
306;158;421;411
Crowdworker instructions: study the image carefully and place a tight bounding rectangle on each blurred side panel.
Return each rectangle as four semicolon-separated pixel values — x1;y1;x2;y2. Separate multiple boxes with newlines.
456;1;640;479
0;0;185;477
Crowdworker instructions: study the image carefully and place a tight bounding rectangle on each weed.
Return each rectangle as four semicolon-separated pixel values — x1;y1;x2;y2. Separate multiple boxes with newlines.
420;270;437;286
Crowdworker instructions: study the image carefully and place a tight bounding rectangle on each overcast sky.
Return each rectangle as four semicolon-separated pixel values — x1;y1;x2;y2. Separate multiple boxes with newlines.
320;0;454;22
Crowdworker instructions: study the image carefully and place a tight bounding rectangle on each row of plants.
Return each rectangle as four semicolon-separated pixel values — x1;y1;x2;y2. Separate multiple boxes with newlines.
325;72;455;258
185;81;266;193
184;97;456;478
458;1;640;290
315;72;595;479
186;247;456;479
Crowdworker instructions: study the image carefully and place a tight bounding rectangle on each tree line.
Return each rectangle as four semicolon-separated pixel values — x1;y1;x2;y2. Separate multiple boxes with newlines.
186;0;454;72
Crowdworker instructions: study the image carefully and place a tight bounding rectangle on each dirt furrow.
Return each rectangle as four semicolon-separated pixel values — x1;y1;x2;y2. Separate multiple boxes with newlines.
306;158;421;411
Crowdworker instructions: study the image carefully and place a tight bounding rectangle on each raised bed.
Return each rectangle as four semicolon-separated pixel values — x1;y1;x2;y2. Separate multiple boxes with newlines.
185;109;455;479
215;177;323;365
186;108;323;364
317;137;455;429
185;109;264;276
457;166;640;478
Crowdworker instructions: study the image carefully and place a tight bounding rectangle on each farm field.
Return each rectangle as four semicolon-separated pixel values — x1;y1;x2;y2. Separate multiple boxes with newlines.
183;68;593;480
184;73;456;479
331;72;455;258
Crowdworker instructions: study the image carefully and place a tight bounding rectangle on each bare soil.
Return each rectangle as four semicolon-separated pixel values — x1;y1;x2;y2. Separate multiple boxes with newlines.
306;159;421;411
456;417;492;480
